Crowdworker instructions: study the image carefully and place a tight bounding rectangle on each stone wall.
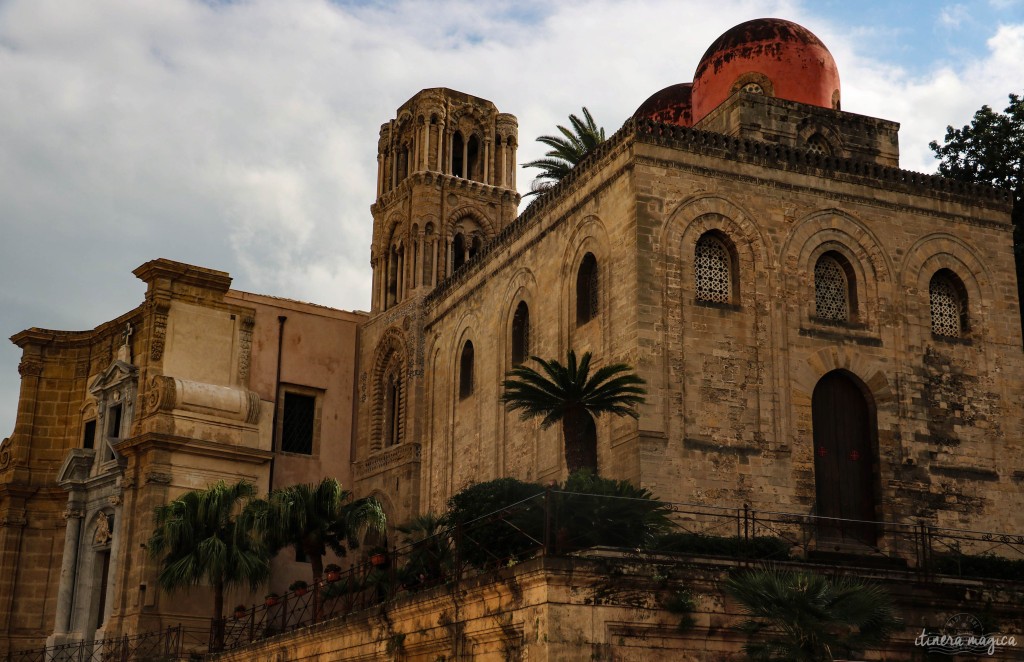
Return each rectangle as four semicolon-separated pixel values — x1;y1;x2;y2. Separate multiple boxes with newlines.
210;553;1024;661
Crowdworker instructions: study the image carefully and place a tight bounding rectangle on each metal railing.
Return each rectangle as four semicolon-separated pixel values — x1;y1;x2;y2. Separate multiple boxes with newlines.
213;491;1024;653
5;626;184;662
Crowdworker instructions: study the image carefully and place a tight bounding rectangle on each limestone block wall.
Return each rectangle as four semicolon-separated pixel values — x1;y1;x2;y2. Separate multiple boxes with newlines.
630;130;1023;534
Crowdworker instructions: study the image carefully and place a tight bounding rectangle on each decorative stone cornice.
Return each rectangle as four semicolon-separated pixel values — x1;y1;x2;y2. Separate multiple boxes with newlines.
353;442;421;480
17;360;43;377
133;258;232;293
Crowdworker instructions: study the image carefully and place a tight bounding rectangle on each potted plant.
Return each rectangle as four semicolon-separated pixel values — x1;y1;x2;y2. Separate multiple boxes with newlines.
369;546;390;568
325;563;342;582
233;604;247;620
264;592;280;607
289;579;308;596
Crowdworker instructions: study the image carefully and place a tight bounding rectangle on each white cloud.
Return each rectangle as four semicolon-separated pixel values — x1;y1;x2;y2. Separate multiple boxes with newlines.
938;4;970;28
0;0;1021;438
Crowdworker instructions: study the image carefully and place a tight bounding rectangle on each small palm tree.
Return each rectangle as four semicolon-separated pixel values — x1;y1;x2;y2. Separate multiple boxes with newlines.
522;107;606;195
148;480;270;650
254;478;386;584
502;350;646;473
725;566;900;661
396;513;452;589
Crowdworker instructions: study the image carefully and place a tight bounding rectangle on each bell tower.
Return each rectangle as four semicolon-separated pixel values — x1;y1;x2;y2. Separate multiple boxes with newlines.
369;88;520;312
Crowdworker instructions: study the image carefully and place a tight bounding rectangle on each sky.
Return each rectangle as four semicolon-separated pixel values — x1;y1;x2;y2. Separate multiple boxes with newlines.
0;0;1022;439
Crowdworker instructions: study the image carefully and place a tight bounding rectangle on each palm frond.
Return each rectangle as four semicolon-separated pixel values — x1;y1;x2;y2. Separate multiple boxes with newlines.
522;107;607;194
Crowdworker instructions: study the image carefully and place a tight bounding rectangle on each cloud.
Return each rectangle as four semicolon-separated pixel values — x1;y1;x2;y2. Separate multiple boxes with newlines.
938;4;970;29
0;0;1021;439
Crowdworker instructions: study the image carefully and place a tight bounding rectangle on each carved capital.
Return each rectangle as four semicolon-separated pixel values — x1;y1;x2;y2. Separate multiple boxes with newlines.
0;511;28;528
107;494;123;507
150;306;169;361
18;360;43;377
0;437;11;470
63;507;85;520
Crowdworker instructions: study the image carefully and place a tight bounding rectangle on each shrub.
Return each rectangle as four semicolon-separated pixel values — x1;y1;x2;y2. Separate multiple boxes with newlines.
553;471;673;551
652;532;791;559
445;478;546;570
932;552;1024;580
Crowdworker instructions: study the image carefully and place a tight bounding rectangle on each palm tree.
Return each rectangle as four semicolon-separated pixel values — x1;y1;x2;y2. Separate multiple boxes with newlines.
502;350;646;473
724;566;900;661
255;477;386;584
396;513;452;589
148;479;270;650
522;107;606;195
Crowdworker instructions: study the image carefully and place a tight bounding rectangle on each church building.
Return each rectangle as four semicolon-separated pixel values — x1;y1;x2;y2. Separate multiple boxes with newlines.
0;17;1020;656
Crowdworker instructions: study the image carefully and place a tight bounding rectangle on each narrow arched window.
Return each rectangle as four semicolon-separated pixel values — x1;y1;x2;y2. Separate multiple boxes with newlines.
467;135;480;181
806;134;832;155
930;270;967;338
383;376;401;447
576;253;599;325
695;234;732;303
459;340;474;399
452;131;465;177
511;302;530;366
814;253;853;322
453;233;466;271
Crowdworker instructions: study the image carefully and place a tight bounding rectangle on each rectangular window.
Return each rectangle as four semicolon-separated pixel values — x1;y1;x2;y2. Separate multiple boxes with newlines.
281;392;315;455
107;405;122;439
83;420;97;450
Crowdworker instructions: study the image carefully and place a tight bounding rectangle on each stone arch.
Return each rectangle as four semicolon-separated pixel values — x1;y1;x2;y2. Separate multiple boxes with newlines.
560;215;611;354
783;209;892;329
792;346;895;408
900;233;992;344
499;268;539;369
370;327;409;453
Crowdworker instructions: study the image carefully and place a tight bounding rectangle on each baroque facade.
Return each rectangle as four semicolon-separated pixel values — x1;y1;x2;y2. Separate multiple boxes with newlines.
0;16;1021;657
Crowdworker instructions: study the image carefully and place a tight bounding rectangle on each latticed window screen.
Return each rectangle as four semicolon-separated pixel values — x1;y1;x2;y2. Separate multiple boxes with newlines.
806;134;831;155
281;392;315;454
695;235;732;303
930;275;963;338
815;255;849;321
743;82;764;94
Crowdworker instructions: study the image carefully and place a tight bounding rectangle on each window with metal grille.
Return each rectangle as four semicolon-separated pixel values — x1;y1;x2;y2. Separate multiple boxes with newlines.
576;253;599;325
511;301;530;365
815;254;850;322
281;392;315;455
695;234;732;303
930;271;966;338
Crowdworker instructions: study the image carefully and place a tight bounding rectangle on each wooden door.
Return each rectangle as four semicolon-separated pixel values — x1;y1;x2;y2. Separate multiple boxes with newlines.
812;371;877;545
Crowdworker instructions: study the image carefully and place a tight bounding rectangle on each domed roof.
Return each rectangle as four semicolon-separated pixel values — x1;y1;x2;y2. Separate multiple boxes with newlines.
691;18;840;124
633;83;693;127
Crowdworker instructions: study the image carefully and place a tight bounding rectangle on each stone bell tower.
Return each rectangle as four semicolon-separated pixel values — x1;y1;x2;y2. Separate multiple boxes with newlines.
355;89;519;523
369;88;520;312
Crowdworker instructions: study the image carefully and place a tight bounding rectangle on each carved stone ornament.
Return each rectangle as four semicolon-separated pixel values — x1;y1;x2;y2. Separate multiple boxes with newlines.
93;512;113;545
150;308;169;361
146;375;177;415
18;360;43;377
107;494;123;507
63;507;85;520
238;316;255;381
0;437;10;471
145;471;172;485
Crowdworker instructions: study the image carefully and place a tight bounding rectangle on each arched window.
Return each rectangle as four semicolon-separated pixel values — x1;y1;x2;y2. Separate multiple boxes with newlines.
576;253;599;325
694;233;733;303
511;301;530;365
459;340;474;399
383;375;401;447
453;233;466;271
806;134;832;155
467;135;480;181
930;270;968;338
452;131;465;177
814;253;854;322
470;235;482;260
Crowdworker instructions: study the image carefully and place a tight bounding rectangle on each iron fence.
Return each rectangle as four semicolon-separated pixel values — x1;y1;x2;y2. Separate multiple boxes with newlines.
5;626;183;662
213;491;1024;653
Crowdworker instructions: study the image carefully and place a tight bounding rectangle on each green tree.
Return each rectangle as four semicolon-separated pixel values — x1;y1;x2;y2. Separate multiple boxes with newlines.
555;471;672;551
395;513;453;589
148;479;270;650
930;93;1023;319
725;566;900;661
522;107;606;195
502;350;646;473
256;477;386;584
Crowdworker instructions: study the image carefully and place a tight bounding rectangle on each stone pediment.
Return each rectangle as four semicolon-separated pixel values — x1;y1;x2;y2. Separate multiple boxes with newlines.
89;360;138;395
57;448;96;487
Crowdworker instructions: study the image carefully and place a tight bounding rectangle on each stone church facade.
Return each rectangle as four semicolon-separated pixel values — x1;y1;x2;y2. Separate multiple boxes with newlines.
0;17;1021;656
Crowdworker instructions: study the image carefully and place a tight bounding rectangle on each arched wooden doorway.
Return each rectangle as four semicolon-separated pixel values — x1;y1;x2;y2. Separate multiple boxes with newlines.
812;370;878;545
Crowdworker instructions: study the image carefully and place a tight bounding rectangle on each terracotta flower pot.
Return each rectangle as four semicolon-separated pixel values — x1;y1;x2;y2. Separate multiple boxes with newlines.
326;571;341;583
293;587;307;596
370;553;388;567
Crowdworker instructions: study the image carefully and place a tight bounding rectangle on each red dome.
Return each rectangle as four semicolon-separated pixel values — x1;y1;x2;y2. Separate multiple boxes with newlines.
691;18;840;124
633;83;693;127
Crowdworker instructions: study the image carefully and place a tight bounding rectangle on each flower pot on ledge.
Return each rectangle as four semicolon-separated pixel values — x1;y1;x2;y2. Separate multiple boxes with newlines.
265;594;280;607
233;606;247;620
370;552;389;568
325;564;342;583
